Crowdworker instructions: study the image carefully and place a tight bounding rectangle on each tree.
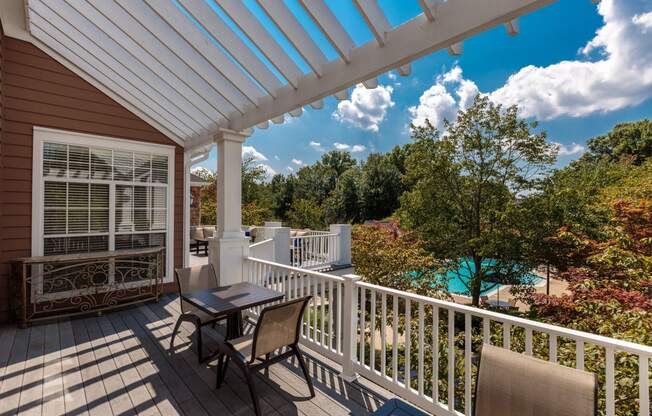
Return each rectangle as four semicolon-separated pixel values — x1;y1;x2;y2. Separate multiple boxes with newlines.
352;222;448;297
293;151;356;205
398;95;557;306
359;153;403;220
286;199;325;230
323;166;362;224
582;119;652;165
269;173;296;220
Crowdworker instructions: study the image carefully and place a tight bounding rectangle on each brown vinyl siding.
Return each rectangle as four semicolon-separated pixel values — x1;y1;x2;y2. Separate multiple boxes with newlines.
0;35;184;322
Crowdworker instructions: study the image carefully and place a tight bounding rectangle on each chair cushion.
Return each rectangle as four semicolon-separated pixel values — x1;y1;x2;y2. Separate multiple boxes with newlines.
226;333;254;362
203;226;216;238
191;227;205;241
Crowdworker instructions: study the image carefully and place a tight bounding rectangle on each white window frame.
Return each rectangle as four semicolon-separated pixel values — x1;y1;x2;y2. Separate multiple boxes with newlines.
32;126;175;285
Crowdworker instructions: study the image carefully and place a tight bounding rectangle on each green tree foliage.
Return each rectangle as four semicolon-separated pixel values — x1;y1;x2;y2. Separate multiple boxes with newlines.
398;95;557;305
323;166;362;224
286;198;326;230
582;119;652;165
359;153;404;220
352;222;447;297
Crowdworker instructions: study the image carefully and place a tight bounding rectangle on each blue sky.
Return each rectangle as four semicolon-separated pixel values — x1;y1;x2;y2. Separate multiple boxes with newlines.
196;0;652;176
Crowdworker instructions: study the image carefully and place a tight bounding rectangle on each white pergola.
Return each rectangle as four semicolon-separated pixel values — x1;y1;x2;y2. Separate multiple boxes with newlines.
0;0;556;282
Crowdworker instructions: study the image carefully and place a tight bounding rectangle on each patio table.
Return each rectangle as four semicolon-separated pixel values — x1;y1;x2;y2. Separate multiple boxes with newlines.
181;282;284;361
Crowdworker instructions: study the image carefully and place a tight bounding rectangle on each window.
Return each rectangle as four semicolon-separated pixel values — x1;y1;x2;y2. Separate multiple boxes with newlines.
33;128;174;282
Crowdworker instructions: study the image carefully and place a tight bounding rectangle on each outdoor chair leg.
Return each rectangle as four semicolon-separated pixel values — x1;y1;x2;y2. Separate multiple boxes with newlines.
216;353;226;388
195;320;203;363
293;345;315;398
170;316;184;350
243;367;261;416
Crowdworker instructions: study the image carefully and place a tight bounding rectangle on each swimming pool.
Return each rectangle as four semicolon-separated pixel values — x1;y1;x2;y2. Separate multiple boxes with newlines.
440;258;542;296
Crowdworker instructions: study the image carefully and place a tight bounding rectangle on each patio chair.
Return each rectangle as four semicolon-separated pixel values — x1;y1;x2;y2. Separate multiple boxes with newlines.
215;296;314;416
475;344;597;416
190;226;208;255
170;264;226;362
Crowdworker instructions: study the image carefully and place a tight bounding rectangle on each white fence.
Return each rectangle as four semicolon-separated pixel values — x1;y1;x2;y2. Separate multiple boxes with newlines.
245;257;346;363
245;257;652;416
290;233;340;269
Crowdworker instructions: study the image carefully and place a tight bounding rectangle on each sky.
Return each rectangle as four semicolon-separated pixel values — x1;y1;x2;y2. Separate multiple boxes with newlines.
195;0;652;177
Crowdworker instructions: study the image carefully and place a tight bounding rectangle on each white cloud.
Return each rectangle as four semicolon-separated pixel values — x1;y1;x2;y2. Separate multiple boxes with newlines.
388;71;397;80
633;11;652;32
554;142;586;156
242;145;267;161
408;66;479;130
309;141;325;152
334;142;350;150
286;166;294;172
291;158;303;166
274;155;280;160
332;84;395;132
489;0;652;120
351;145;367;153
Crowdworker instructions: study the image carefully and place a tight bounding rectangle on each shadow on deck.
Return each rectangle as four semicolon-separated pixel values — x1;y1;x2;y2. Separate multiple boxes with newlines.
0;294;389;416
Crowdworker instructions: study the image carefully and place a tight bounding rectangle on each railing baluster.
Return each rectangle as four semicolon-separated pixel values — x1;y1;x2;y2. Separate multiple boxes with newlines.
525;327;533;355
448;309;455;412
640;355;649;416
405;299;411;390
381;292;387;378
606;347;615;416
549;334;557;363
328;279;333;350
418;302;424;397
320;277;326;347
370;289;376;373
337;281;342;354
360;287;366;366
503;322;511;350
312;275;318;342
433;306;439;404
464;313;472;416
576;339;584;370
483;317;490;344
393;295;398;384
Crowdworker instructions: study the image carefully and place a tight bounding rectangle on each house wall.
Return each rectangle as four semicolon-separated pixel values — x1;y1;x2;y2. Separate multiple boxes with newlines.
0;34;184;322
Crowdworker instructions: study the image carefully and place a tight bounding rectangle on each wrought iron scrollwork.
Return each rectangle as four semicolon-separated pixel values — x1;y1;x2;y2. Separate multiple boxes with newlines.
12;248;164;324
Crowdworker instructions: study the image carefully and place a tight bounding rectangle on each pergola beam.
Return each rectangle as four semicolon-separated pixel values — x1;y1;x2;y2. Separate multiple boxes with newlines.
178;0;283;97
256;0;327;76
229;0;555;131
214;0;303;88
299;0;355;63
353;0;391;46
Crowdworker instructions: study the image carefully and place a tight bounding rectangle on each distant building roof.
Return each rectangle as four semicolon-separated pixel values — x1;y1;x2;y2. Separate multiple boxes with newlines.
190;173;210;187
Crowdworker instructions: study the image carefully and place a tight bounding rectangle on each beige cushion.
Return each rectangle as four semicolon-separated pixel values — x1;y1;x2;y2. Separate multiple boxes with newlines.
191;227;205;241
475;344;596;416
203;226;216;238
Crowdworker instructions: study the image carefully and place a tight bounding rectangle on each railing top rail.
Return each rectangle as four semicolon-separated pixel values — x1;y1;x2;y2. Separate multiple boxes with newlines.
356;280;652;356
247;256;346;282
249;238;273;248
291;233;338;239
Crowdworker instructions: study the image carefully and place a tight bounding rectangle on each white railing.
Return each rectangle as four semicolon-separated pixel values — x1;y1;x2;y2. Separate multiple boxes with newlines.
243;257;652;416
245;257;346;363
249;238;275;262
290;233;340;269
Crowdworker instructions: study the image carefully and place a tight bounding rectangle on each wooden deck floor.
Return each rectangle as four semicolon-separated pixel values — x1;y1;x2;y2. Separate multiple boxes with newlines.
0;295;389;416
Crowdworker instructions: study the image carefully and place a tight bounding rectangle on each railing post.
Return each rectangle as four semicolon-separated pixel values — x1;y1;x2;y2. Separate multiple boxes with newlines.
341;273;361;382
271;227;291;265
329;224;351;266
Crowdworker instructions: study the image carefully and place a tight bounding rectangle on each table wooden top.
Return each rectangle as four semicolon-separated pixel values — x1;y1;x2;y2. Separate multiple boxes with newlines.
181;282;284;317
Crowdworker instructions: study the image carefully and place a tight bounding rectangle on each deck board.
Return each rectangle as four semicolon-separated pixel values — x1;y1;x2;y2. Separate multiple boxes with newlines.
0;296;390;416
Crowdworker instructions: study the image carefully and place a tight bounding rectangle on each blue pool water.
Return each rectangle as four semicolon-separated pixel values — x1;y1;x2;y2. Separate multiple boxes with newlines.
440;258;542;296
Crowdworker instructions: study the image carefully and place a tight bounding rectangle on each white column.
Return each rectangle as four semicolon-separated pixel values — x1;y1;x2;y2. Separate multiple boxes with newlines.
271;227;290;265
209;130;250;286
183;152;191;267
330;224;352;266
